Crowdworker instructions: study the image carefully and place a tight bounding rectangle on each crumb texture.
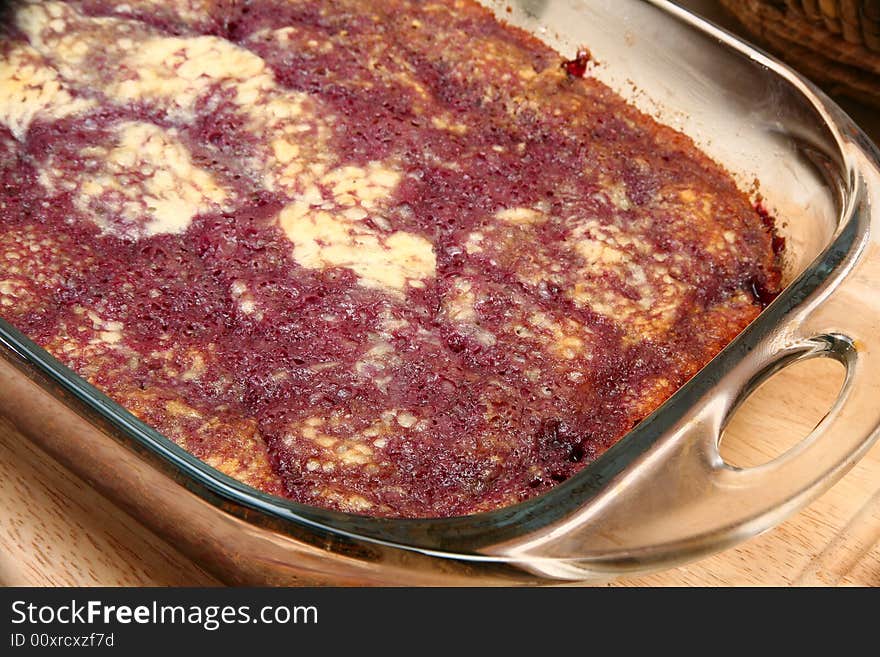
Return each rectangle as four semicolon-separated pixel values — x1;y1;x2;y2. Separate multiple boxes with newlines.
0;0;781;517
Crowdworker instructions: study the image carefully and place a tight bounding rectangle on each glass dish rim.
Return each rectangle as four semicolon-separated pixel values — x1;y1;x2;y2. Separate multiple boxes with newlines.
0;0;866;562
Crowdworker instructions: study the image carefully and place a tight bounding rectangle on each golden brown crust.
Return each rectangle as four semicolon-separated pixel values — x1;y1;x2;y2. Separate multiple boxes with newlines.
0;0;781;517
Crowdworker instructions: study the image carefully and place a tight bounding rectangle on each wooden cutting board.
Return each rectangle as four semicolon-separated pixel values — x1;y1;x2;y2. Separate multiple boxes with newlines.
2;356;879;586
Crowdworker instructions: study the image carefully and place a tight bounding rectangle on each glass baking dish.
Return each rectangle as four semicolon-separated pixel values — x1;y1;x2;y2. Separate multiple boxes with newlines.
1;0;879;585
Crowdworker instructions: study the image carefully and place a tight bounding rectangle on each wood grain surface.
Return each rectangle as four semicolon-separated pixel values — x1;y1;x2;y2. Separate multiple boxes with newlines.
2;357;879;586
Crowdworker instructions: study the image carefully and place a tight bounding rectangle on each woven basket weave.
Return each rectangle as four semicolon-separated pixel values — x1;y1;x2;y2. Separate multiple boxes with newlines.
721;0;880;107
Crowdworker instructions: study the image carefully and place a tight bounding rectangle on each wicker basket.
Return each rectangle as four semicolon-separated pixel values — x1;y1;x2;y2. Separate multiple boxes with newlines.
720;0;880;107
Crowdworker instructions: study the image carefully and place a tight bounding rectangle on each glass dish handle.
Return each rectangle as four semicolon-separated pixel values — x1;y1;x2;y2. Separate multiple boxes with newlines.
492;145;880;580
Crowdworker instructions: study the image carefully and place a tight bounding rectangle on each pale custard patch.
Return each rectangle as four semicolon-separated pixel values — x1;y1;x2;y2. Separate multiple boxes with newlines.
440;278;497;347
602;179;632;211
285;409;420;483
0;44;95;139
354;340;397;391
524;311;591;361
495;207;546;225
351;311;413;391
464;231;485;254
279;163;435;293
0;279;27;308
318;489;374;512
17;3;265;112
280;203;436;292
468;205;691;340
574;236;626;266
17;1;332;195
284;415;383;472
442;278;478;323
321;164;402;209
566;220;688;339
202;449;278;489
39;121;227;238
431;114;469;135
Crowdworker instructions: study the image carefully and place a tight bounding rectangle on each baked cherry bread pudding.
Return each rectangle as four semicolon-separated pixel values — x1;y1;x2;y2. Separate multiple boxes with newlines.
0;0;782;517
